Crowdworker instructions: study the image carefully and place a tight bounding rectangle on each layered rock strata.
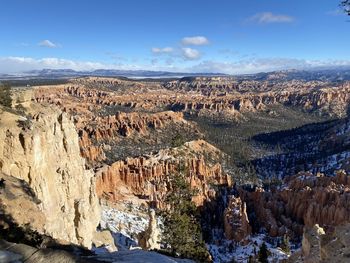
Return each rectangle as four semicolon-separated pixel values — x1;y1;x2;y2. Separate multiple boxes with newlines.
34;80;350;120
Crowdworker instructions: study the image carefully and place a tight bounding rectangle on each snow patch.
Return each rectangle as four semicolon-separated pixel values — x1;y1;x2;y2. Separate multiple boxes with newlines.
208;234;290;263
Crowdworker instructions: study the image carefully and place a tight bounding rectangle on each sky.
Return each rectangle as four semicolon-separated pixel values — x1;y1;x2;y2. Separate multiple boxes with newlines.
0;0;349;74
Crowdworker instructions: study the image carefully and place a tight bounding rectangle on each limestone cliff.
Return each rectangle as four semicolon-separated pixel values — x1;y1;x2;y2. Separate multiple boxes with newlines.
0;103;100;249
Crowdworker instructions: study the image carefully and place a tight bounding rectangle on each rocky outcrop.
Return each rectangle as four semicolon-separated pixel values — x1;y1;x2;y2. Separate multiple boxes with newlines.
0;172;46;236
78;110;198;164
301;224;325;262
0;239;96;263
289;223;350;262
241;170;350;238
78;129;106;163
34;85;198;164
223;196;251;242
283;171;350;228
0;104;100;249
169;83;350;118
95;140;232;207
137;210;161;250
92;230;118;252
77;111;188;141
34;80;350;121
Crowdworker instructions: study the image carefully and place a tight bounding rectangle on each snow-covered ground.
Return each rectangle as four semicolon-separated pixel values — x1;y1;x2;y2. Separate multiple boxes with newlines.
91;249;194;263
100;204;149;250
98;204;295;263
208;234;291;263
93;204;194;262
101;206;148;237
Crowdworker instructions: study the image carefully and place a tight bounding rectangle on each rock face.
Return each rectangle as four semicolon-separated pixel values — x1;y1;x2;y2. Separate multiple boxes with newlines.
34;80;350;122
34;85;199;164
76;110;192;164
223;196;251;242
283;171;350;228
78;111;187;140
137;210;161;250
240;171;350;238
95;140;232;207
0;239;93;263
301;224;325;263
289;223;350;262
0;105;100;249
0;172;46;235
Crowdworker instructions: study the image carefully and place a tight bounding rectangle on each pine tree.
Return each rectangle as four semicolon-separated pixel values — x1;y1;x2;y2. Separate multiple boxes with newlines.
171;133;185;147
341;0;350;15
258;242;269;263
160;171;210;262
0;83;12;108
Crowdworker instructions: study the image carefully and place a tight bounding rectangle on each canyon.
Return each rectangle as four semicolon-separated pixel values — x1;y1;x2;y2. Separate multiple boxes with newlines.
1;73;350;262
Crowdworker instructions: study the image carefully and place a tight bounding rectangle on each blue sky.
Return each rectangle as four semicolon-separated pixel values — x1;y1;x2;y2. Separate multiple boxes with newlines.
0;0;349;74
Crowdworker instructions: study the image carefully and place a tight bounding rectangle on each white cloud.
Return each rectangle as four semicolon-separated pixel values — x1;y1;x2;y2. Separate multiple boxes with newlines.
0;56;186;74
151;47;174;55
247;12;295;24
1;56;350;75
152;45;203;61
181;36;209;46
0;57;112;73
190;58;350;74
182;48;201;60
38;40;60;48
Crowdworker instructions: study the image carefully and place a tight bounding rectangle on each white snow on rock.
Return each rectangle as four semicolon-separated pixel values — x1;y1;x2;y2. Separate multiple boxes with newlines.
101;206;148;239
208;234;290;263
91;249;194;263
98;205;293;263
95;205;194;262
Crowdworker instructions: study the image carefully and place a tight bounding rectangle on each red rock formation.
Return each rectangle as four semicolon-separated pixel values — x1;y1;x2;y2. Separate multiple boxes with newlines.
78;111;187;141
74;110;195;165
34;86;197;165
95;155;231;208
223;196;252;242
33;79;350;121
240;170;350;238
78;129;106;163
282;171;350;228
